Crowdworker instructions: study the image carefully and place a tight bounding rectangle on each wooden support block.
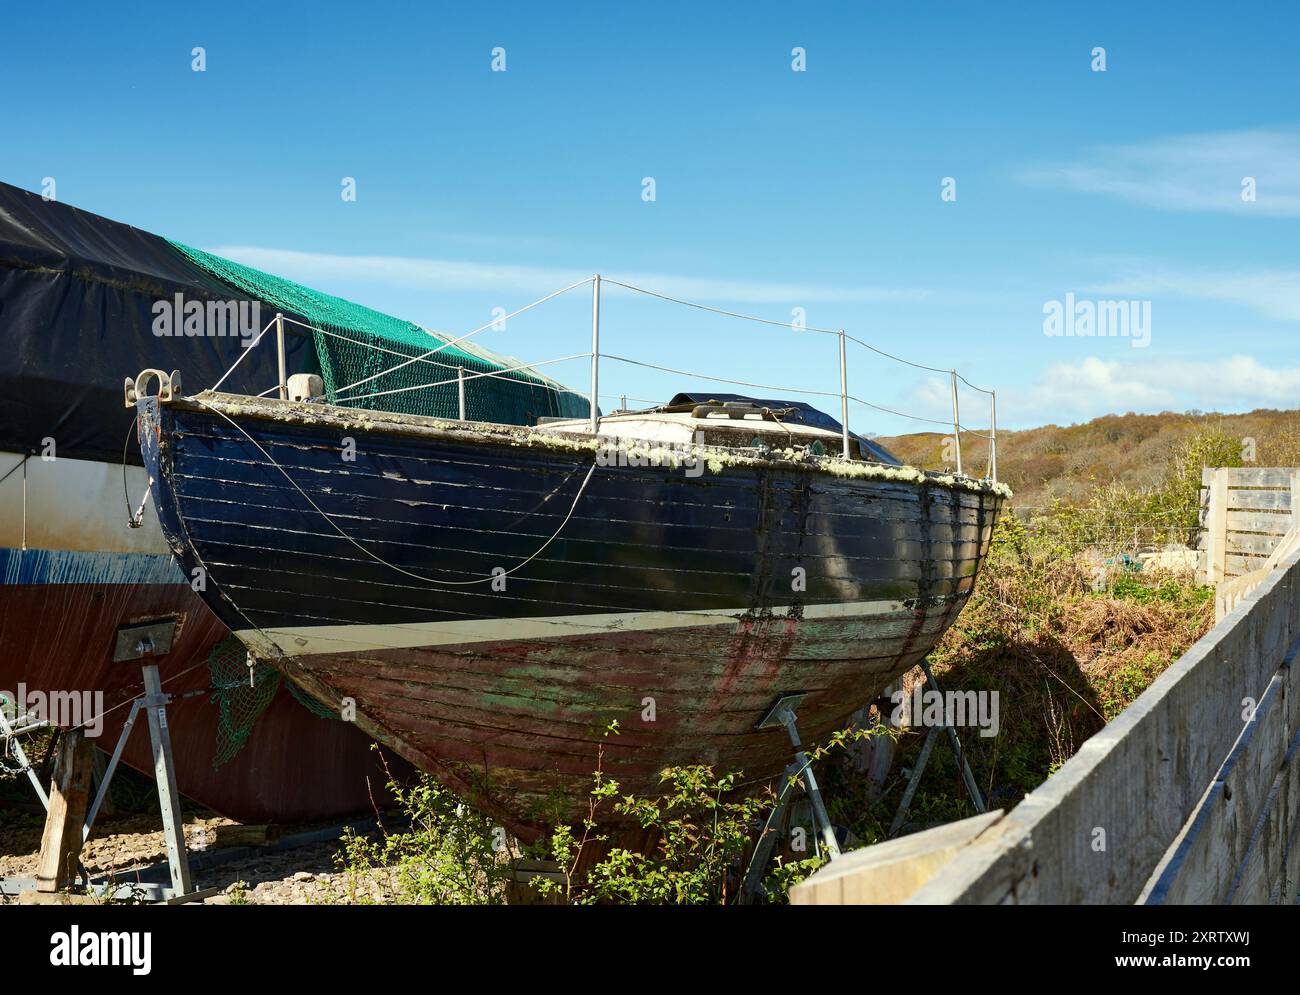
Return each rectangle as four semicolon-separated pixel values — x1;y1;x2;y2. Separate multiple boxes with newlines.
210;823;281;847
847;695;896;796
506;859;566;905
790;810;1004;905
35;728;95;893
861;731;896;796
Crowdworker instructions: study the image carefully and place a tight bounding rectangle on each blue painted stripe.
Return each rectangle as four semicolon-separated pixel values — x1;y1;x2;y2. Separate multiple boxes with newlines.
0;547;186;586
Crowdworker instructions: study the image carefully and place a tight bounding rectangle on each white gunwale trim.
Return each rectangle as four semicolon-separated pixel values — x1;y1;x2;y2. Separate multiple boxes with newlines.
237;598;921;657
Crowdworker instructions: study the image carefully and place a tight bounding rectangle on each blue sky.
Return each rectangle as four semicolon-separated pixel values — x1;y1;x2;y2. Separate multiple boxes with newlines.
4;1;1298;434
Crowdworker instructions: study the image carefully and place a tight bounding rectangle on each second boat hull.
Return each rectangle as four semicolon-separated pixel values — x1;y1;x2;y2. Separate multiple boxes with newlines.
0;452;406;823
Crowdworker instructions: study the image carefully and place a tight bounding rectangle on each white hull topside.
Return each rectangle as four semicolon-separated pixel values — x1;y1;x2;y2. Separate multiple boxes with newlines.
0;451;169;558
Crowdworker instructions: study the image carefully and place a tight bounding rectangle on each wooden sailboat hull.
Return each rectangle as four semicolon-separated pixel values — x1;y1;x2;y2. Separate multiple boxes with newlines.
140;392;1005;838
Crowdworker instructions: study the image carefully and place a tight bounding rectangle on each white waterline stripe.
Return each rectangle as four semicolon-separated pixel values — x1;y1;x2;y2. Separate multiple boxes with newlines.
237;599;916;657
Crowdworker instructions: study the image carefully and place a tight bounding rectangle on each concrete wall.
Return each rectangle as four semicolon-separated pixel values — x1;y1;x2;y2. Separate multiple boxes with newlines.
792;549;1300;905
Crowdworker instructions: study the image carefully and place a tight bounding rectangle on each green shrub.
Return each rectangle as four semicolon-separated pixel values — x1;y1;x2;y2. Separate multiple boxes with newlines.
543;723;880;905
333;769;513;905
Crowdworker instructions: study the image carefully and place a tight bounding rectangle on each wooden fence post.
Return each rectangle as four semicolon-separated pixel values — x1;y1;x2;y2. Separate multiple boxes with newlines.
1206;468;1228;585
1290;468;1300;533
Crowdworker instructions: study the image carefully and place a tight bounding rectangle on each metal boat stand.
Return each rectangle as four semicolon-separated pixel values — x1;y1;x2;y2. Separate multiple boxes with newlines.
0;619;198;903
0;700;51;808
887;657;987;837
740;692;842;903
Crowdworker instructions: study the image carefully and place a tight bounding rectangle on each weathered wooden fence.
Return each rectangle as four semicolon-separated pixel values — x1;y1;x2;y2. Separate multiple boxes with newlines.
1200;466;1300;584
791;548;1300;905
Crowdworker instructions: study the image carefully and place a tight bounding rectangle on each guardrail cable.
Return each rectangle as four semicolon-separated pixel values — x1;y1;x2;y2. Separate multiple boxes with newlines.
200;273;1000;471
331;277;595;398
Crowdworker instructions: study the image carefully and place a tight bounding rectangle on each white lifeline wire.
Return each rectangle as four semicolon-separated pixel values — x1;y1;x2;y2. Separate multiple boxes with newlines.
847;393;960;429
602;353;842;400
323;274;990;414
605;277;993;391
601;278;842;335
601;393;667;408
211;275;992;438
278;314;583;400
330;277;595;399
341;352;592;406
604;354;976;431
195;397;597;586
210;312;280;393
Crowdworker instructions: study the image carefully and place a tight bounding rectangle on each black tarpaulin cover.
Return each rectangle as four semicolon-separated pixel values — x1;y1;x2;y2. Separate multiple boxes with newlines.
0;182;314;463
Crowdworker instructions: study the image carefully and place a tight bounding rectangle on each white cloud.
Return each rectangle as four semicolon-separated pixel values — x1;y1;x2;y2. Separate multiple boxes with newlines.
1018;128;1300;216
209;246;931;306
1091;266;1300;322
1025;357;1175;419
1196;354;1300;401
1009;354;1300;426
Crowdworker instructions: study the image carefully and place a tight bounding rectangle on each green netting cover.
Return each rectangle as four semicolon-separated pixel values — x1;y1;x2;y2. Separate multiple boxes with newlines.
209;637;344;766
286;679;340;720
168;241;588;424
208;637;280;770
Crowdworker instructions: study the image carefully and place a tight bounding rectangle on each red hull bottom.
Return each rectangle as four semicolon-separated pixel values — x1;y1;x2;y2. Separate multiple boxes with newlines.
276;606;955;839
0;583;406;823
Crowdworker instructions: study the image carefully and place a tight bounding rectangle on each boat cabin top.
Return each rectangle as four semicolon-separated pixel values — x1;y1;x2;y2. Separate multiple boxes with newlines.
537;397;901;465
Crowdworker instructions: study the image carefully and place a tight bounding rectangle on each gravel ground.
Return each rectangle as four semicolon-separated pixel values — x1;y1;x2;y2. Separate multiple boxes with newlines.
192;839;395;905
0;811;238;880
0;808;394;905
